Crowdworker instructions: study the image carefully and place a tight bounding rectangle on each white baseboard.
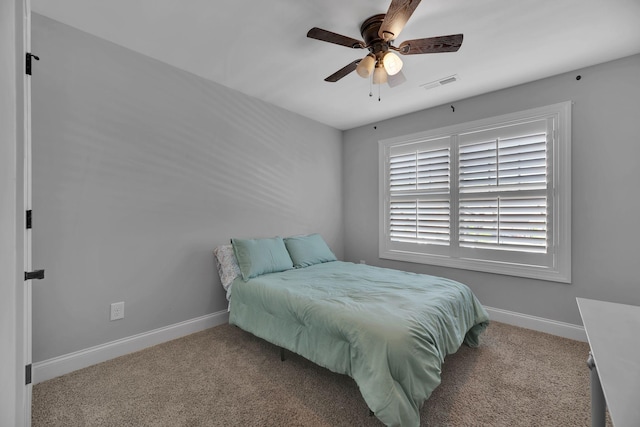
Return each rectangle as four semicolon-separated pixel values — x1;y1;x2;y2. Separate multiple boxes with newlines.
33;310;229;384
484;306;586;342
33;306;584;384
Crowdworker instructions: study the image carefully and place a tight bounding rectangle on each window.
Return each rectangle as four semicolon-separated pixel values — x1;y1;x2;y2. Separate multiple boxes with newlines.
379;102;571;282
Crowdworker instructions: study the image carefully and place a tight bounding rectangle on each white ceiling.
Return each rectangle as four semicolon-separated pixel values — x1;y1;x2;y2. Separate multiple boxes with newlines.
32;0;640;130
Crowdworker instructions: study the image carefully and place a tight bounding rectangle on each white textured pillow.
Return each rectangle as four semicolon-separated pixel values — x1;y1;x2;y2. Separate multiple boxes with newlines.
213;244;241;301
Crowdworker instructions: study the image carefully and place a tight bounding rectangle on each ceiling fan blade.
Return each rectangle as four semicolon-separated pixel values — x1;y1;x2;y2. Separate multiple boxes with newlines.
398;34;463;55
324;59;361;82
307;27;365;49
379;0;422;41
387;70;407;88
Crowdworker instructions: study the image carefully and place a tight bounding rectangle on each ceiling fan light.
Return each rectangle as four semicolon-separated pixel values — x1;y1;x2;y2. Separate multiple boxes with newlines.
382;51;403;76
356;55;376;78
373;64;388;85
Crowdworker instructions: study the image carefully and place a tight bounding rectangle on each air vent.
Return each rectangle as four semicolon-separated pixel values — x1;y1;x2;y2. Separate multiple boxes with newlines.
420;74;460;90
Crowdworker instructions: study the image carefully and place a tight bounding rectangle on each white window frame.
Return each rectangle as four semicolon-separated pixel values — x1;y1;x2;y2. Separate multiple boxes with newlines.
379;102;571;283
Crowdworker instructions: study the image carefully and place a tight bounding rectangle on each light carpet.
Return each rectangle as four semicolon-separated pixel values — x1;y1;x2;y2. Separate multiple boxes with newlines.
32;321;610;426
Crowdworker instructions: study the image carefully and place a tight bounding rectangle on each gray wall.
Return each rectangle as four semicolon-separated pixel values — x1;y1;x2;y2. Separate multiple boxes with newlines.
31;14;343;362
343;54;640;326
30;11;640;363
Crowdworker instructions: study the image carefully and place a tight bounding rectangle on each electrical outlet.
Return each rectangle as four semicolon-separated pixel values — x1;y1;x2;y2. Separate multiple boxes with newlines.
110;301;124;321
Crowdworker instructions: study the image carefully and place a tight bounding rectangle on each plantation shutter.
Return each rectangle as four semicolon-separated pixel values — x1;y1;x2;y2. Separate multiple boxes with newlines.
380;102;570;282
388;141;450;246
458;119;549;254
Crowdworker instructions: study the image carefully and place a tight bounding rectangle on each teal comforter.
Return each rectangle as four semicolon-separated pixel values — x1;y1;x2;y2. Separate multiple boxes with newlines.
229;261;489;427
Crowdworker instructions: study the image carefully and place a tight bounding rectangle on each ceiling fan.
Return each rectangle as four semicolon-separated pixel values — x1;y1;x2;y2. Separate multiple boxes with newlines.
307;0;463;87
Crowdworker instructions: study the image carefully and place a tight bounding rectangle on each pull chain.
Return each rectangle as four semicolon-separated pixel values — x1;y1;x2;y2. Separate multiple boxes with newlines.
369;74;373;98
368;75;382;102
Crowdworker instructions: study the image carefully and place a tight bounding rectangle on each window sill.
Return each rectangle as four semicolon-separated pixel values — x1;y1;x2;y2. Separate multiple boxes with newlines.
380;249;571;283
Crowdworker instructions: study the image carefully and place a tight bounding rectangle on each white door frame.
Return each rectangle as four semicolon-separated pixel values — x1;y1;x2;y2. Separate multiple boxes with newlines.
0;0;28;426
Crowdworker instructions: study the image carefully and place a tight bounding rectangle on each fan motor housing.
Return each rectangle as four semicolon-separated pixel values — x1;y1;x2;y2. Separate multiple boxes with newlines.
360;14;389;56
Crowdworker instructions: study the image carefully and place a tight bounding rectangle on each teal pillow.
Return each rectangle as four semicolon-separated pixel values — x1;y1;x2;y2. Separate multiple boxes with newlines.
284;234;337;268
231;237;294;281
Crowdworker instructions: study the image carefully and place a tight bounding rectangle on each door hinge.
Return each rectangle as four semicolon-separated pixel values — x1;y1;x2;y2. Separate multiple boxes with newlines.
26;52;39;76
26;210;32;229
25;364;32;385
25;270;45;281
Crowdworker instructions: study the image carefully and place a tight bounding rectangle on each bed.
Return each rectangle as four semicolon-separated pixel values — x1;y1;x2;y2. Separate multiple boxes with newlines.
214;234;489;427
